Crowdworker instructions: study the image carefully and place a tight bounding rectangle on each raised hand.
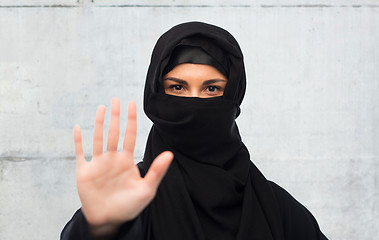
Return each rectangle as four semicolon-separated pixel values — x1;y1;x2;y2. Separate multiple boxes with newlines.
74;98;173;237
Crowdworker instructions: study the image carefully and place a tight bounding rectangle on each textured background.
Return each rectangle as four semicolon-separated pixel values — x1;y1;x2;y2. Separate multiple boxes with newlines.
1;0;378;239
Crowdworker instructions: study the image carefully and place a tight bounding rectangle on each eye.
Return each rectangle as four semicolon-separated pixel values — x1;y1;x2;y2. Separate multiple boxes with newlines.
169;85;185;91
206;86;221;92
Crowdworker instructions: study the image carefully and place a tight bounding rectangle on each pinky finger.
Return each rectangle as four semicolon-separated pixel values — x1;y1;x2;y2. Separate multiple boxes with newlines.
74;125;86;167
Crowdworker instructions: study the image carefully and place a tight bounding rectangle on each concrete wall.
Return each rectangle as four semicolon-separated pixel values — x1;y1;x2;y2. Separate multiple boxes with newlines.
1;1;378;239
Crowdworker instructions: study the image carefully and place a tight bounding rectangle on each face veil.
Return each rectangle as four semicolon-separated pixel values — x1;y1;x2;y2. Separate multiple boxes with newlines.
141;22;285;240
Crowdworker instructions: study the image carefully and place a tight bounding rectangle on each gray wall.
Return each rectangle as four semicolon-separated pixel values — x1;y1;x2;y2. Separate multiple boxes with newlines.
1;0;378;239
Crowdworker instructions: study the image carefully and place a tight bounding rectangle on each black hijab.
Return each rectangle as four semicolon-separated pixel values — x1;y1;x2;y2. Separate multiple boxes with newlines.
142;22;285;240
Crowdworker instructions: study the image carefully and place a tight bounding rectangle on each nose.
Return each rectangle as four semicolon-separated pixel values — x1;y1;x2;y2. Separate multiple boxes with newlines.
190;90;200;98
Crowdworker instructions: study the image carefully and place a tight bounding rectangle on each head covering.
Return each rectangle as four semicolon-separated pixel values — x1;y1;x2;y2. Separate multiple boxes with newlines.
142;22;284;240
163;45;229;77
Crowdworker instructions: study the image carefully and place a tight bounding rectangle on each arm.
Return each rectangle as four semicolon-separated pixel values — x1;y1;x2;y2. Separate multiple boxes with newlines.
61;209;90;240
60;208;145;240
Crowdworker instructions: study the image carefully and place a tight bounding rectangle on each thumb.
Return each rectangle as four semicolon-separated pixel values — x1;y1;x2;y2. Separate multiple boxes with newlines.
143;151;173;191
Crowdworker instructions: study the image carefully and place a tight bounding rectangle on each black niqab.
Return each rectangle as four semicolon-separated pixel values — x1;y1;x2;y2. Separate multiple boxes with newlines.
142;22;284;240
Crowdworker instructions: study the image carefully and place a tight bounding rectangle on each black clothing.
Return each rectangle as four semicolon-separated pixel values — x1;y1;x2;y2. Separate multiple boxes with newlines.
144;21;280;240
61;22;328;239
61;164;328;240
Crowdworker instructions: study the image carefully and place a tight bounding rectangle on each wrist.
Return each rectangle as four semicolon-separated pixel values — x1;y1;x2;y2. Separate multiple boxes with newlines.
88;222;121;240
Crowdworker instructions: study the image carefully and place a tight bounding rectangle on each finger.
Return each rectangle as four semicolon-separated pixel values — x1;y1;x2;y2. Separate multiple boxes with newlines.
74;125;86;168
93;105;106;157
123;101;137;153
107;98;121;152
143;151;174;190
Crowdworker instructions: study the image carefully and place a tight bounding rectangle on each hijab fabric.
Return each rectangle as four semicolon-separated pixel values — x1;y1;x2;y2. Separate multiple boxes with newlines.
163;45;229;77
142;22;285;240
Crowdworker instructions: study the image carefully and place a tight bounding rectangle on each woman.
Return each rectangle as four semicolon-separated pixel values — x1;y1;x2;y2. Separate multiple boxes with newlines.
61;22;328;240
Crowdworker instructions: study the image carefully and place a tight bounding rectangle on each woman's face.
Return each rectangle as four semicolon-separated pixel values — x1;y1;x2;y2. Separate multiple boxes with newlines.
162;63;227;98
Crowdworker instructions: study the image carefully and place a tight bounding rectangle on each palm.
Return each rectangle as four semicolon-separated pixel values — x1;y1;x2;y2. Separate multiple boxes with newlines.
74;98;173;228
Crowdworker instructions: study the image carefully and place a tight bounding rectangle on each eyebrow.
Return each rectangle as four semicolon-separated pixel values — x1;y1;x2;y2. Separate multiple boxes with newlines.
163;77;227;86
202;79;227;85
163;77;188;85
